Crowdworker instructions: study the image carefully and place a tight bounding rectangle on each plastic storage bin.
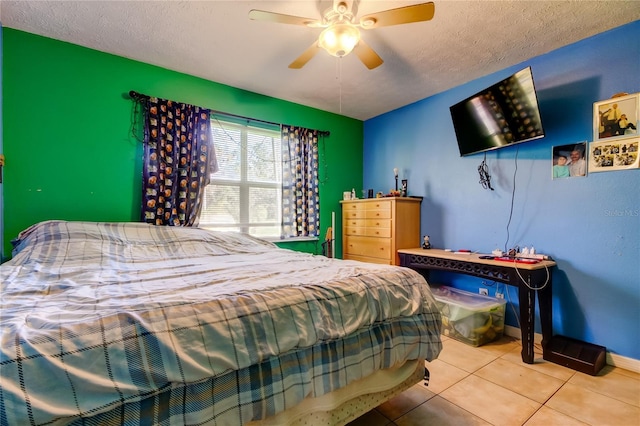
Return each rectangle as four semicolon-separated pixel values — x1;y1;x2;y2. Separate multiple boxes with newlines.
431;286;506;347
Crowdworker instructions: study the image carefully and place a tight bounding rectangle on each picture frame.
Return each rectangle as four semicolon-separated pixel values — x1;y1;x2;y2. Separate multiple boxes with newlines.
593;93;639;142
588;138;639;173
552;142;588;179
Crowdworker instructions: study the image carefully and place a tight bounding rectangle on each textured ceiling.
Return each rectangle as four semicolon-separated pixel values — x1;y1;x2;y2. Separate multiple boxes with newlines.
2;1;639;120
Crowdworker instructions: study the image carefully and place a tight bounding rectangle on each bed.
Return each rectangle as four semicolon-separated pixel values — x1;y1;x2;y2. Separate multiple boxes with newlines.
0;220;442;425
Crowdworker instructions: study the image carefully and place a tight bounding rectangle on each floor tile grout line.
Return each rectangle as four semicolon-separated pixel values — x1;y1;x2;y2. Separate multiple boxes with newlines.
400;394;493;426
569;370;640;408
538;381;594;426
478;357;576;404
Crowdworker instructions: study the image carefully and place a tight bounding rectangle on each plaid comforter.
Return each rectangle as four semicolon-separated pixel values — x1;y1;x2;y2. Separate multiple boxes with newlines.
0;221;442;425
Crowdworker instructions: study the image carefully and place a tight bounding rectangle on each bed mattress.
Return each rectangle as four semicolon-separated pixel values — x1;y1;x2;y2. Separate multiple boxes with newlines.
0;221;442;425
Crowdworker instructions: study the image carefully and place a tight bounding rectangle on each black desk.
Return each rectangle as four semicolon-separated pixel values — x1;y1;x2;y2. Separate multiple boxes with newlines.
398;248;556;364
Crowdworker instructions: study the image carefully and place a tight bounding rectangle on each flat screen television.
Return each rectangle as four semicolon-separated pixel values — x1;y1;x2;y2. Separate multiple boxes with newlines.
450;67;545;157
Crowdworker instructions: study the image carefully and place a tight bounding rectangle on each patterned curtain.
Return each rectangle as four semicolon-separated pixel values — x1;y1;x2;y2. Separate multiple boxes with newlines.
281;125;320;238
141;97;213;226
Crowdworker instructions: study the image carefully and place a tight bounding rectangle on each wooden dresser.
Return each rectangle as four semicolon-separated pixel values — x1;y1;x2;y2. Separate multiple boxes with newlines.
341;197;422;265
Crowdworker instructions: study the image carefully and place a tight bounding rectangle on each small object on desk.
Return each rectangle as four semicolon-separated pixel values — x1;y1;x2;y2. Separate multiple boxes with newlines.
494;256;541;264
492;249;504;257
444;248;452;252
478;255;494;259
455;249;472;254
422;235;431;249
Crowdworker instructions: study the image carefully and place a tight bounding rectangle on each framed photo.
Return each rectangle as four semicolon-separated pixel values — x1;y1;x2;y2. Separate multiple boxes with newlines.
588;138;639;173
593;93;639;142
552;142;587;178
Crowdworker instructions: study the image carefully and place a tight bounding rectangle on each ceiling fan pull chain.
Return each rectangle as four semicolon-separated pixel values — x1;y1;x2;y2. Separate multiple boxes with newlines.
337;57;343;114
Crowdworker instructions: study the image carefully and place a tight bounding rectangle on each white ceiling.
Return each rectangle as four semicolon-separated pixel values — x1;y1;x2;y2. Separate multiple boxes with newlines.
2;1;639;120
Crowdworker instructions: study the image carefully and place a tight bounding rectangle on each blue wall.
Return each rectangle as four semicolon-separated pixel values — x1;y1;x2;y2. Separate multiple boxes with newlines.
364;21;640;360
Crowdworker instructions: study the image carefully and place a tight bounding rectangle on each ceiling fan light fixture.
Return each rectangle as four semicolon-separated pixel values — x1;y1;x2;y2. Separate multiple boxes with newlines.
318;23;361;57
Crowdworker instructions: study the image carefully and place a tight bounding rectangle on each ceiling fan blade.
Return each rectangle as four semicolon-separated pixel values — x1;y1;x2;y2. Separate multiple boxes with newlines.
249;9;321;27
353;40;383;70
359;2;435;28
289;43;321;69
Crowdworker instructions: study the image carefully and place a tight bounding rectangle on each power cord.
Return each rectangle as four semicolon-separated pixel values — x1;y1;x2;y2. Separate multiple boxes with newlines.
478;152;494;190
503;146;519;253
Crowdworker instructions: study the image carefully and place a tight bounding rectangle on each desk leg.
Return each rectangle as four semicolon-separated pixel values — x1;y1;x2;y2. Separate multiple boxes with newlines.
537;275;553;356
519;287;536;364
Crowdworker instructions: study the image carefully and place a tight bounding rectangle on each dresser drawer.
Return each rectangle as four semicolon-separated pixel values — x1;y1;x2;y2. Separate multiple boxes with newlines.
344;217;366;227
363;200;391;211
365;209;391;219
364;218;391;228
344;236;391;260
343;202;366;212
343;254;392;265
344;226;366;236
364;227;391;238
344;210;366;219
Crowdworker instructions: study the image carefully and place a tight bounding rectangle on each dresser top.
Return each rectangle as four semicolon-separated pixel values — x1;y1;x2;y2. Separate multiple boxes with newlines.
340;196;423;203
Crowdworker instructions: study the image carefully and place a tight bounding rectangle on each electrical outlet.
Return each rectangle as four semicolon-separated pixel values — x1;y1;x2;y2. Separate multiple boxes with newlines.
479;288;488;296
496;292;504;299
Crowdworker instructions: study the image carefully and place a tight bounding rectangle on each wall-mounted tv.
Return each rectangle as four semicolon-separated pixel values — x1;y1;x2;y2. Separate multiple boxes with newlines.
450;67;545;157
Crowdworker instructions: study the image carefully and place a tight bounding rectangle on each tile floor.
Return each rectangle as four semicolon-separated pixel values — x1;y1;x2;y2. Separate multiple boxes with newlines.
348;335;640;426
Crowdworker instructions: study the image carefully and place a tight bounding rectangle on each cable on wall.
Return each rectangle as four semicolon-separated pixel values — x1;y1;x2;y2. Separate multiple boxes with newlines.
503;146;519;253
477;152;494;190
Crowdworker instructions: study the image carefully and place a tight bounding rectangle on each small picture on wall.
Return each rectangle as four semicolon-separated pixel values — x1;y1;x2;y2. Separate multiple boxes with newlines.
588;138;639;173
552;142;587;178
593;93;639;141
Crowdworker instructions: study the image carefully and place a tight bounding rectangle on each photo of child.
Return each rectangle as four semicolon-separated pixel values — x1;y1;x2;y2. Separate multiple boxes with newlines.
552;142;587;179
553;155;570;178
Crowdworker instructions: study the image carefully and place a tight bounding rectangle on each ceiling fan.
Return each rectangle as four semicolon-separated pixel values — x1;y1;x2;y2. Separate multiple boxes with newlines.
249;1;435;70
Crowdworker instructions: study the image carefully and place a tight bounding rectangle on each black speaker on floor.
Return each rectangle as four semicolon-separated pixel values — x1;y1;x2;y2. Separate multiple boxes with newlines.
543;335;606;376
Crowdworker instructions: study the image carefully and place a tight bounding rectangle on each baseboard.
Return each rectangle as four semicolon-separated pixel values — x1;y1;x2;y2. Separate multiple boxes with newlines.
606;352;640;373
505;325;542;343
504;326;640;374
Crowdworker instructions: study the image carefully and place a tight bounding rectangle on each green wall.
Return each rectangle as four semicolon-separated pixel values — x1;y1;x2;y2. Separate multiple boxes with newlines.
2;29;363;258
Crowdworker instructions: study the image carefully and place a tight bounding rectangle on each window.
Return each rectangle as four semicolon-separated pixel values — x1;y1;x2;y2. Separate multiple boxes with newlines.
200;118;283;238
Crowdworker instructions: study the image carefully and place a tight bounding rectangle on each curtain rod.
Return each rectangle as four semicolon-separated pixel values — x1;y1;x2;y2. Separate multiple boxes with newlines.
128;90;330;136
